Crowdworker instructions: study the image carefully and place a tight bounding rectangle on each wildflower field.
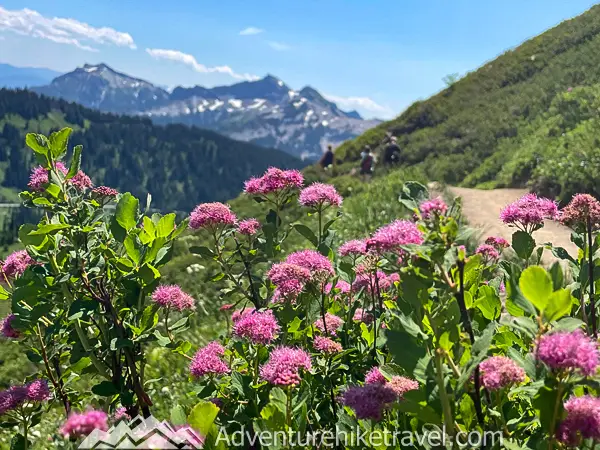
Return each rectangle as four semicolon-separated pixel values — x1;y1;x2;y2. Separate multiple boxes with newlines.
0;129;599;449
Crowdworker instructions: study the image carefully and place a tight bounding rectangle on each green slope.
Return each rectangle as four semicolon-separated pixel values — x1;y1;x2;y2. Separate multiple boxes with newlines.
0;89;305;211
334;4;600;201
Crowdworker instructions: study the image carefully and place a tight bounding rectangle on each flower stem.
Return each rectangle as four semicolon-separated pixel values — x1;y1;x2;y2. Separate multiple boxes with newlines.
455;259;485;426
587;217;597;338
548;383;565;450
434;349;455;439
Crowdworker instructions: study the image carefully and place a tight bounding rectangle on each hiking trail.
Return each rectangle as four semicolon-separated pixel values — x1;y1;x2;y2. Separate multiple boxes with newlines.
445;187;578;263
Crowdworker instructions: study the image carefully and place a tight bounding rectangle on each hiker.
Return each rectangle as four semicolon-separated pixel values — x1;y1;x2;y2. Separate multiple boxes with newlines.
383;136;401;164
360;146;375;181
319;145;335;170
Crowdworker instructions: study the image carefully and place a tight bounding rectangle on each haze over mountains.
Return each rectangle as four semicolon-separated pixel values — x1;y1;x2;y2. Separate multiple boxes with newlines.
24;63;380;160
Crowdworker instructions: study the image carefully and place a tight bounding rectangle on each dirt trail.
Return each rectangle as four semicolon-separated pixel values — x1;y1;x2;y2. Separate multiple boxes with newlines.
446;186;578;263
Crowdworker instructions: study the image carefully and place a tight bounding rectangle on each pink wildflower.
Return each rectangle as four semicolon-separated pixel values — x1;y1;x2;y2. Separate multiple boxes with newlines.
367;220;423;253
113;407;131;422
70;171;93;190
353;308;374;324
60;410;109;438
151;285;195;311
479;356;526;390
339;239;368;257
314;313;344;336
1;314;19;339
27;162;68;191
237;218;260;236
475;244;500;263
189;341;230;377
299;183;343;209
325;280;351;295
500;193;559;232
267;263;311;287
2;250;35;279
271;286;301;304
537;330;599;376
419;197;448;219
244;168;304;195
92;186;119;197
189;202;237;230
260;347;311;387
233;310;280;344
560;193;600;228
557;395;600;445
313;336;343;355
352;270;392;294
219;304;234;311
387;376;419;398
232;308;255;323
26;379;51;401
484;236;510;250
340;384;397;421
365;367;386;385
286;250;334;278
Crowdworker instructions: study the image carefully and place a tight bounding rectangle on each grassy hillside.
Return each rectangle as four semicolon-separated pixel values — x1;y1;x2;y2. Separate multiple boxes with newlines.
334;4;600;202
0;89;304;210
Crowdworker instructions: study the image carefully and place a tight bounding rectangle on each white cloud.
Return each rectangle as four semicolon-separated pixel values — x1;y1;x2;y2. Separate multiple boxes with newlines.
0;6;136;52
146;48;259;82
324;93;394;118
239;27;264;36
268;41;290;51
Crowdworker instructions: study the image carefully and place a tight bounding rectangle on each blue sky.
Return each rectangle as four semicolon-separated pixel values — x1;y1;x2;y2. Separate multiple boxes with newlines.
0;0;598;118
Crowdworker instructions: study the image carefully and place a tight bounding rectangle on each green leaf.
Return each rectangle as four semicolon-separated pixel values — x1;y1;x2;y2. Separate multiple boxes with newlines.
519;266;553;312
170;405;187;426
138;263;161;285
49;127;72;158
512;230;536;260
508;348;536;378
189;246;215;258
533;385;563;432
543;289;573;322
66;144;83;179
293;224;318;247
551;246;576;264
188;401;220;435
115;193;139;231
25;133;49;156
110;338;133;351
157;213;176;238
124;235;142;265
548;262;564;290
91;381;119;397
386;329;428;376
140;305;159;333
474;285;502;320
46;183;61;198
32;198;52;206
269;388;288;414
28;223;70;235
10;433;26;450
553;317;584;332
142;216;156;237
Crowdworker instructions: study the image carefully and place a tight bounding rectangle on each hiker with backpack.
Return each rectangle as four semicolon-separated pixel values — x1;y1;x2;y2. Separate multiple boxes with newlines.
360;145;375;181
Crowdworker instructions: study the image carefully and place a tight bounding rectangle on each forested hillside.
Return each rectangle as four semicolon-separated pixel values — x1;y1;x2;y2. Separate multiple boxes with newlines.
335;4;600;202
0;89;304;210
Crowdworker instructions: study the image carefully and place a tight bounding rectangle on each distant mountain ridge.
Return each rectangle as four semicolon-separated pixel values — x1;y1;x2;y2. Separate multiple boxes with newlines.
0;88;304;211
0;63;62;88
33;63;381;159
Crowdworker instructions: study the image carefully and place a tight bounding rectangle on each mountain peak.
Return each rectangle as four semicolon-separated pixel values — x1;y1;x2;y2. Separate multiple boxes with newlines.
81;63;113;73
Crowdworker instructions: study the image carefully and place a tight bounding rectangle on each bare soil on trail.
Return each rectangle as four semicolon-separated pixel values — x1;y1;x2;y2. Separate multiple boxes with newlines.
445;186;578;263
